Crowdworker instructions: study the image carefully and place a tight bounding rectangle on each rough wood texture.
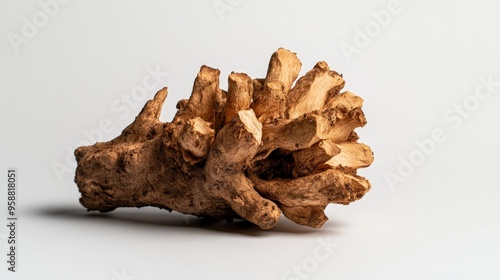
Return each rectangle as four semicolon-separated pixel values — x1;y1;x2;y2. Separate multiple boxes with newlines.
74;48;374;229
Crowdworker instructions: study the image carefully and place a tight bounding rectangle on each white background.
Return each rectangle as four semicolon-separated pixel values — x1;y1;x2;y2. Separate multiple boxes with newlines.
1;0;500;279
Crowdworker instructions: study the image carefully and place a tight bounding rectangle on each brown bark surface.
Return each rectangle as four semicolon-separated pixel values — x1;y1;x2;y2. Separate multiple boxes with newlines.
74;48;374;229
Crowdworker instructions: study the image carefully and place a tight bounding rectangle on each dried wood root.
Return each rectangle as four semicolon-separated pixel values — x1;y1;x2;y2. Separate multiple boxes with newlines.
74;48;373;229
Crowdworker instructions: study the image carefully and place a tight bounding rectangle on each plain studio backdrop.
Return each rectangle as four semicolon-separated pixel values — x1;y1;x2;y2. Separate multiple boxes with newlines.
1;0;499;279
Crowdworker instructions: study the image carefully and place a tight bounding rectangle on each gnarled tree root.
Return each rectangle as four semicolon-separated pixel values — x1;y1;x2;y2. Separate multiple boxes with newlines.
74;48;374;229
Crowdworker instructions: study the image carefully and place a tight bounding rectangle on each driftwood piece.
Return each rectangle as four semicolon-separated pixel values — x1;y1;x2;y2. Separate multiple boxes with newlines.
74;48;373;229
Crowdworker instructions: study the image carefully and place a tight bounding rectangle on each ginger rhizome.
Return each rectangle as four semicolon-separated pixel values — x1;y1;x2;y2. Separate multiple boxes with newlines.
74;48;373;229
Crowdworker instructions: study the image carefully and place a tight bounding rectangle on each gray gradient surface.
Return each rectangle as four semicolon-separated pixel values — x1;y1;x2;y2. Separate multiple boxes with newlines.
1;0;499;279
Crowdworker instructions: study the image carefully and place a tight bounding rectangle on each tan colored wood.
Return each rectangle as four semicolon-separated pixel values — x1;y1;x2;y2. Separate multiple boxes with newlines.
74;49;373;229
